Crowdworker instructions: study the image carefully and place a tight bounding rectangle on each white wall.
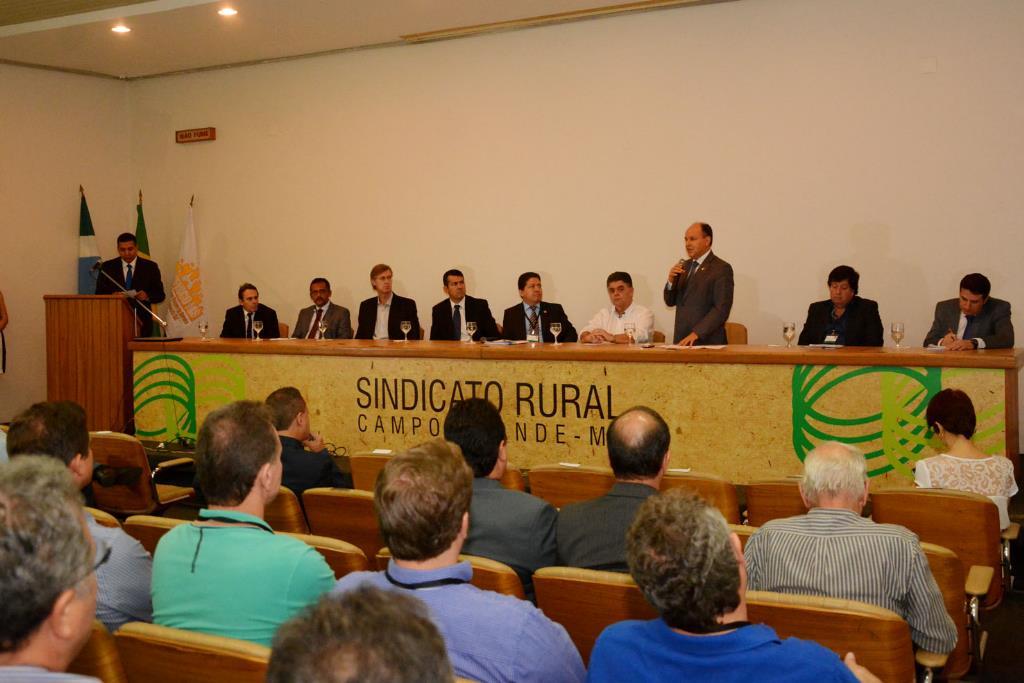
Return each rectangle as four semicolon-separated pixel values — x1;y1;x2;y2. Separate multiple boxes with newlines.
0;66;130;420
4;0;1024;434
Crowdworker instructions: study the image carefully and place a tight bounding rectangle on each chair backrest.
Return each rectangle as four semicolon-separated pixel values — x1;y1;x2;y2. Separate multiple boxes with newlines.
349;453;392;491
661;471;741;523
123;515;187;554
920;542;970;679
743;479;806;526
87;506;122;528
746;590;916;683
500;467;526;492
375;548;525;599
527;464;615;508
68;620;128;683
115;622;269;683
651;330;666;343
728;523;758;551
263;485;309;533
871;487;1003;608
533;566;657;664
725;321;748;344
278;322;289;337
283;532;369;579
303;487;384;559
89;432;158;515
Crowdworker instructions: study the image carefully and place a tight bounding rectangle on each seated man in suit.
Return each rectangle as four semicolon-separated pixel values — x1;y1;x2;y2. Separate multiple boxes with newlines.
7;400;153;632
923;272;1014;350
429;269;500;341
266;387;351;499
797;265;883;346
292;277;353;339
580;271;655;344
95;231;166;337
0;458;101;681
152;401;334;646
268;588;453;683
557;406;669;571
501;272;578;343
587;489;878;683
355;264;421;340
744;442;956;654
443;398;557;601
332;440;585;683
220;282;280;339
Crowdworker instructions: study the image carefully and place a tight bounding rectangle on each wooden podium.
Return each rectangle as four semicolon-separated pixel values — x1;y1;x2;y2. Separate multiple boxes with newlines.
45;295;137;431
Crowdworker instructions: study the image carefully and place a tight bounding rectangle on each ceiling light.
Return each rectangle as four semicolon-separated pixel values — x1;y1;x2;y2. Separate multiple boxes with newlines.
111;25;131;33
218;8;238;16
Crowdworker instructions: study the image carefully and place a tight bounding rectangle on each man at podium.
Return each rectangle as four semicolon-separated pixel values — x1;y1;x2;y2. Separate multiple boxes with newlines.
95;232;165;337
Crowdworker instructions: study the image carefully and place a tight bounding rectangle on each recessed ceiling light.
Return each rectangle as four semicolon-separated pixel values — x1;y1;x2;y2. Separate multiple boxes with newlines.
218;8;238;16
111;25;131;33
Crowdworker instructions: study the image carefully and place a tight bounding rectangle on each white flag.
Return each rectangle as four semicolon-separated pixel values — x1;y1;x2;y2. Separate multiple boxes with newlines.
166;202;206;337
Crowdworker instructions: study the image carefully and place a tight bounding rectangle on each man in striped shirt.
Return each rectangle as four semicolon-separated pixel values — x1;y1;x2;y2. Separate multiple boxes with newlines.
744;442;956;654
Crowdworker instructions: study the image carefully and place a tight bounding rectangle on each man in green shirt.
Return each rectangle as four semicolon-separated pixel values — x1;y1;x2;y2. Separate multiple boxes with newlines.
151;401;334;646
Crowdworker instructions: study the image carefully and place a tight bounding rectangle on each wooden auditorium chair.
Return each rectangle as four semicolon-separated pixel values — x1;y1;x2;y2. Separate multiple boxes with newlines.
303;487;384;560
282;532;368;579
661;471;741;523
376;548;525;599
743;478;806;526
263;485;309;533
526;464;615;509
349;452;392;490
68;620;128;683
115;622;269;683
86;506;122;528
728;523;758;551
724;321;748;344
89;431;193;516
123;515;186;554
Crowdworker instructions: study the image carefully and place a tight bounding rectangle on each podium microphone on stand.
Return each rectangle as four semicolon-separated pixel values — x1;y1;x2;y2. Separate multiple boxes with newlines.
93;260;169;334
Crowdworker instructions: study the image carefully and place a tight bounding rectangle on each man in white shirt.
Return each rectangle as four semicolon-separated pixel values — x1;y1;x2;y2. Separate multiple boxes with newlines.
580;272;654;344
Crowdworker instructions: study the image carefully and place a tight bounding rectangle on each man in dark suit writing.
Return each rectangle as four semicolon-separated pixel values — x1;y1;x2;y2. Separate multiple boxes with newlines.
501;272;578;343
923;273;1013;350
355;264;420;340
797;265;883;347
95;232;165;337
430;269;500;341
664;222;734;346
220;283;279;339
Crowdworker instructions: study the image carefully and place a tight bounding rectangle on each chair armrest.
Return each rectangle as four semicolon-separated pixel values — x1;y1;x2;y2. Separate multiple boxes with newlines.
151;457;194;480
964;565;995;597
1001;522;1020;542
914;650;948;670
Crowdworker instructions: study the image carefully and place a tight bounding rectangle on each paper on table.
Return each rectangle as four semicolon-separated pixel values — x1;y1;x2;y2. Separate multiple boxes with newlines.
558;462;581;468
371;449;393;455
667;467;692;473
661;344;727;350
926;345;947;351
808;344;844;349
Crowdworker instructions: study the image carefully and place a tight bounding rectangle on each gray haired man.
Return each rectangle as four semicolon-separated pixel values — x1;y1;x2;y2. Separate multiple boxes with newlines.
0;458;100;681
744;442;956;654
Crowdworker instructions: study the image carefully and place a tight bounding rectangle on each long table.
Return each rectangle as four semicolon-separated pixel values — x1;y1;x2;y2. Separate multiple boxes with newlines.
131;340;1023;488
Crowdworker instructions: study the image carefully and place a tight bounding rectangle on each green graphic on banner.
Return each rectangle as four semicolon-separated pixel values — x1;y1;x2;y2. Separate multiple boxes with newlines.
133;354;245;440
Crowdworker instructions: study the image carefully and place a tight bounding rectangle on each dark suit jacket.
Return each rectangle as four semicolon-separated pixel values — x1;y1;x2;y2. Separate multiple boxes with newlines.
463;478;558;602
501;301;578;343
279;436;351;501
798;296;884;346
292;302;353;339
923;298;1014;349
95;257;166;337
556;482;658;572
354;294;421;340
430;296;500;341
662;252;734;344
220;303;280;339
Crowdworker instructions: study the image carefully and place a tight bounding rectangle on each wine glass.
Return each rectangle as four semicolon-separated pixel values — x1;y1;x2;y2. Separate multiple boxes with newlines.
400;320;412;342
252;320;264;340
782;322;796;348
891;321;905;349
623;322;637;344
550;321;562;345
318;319;328;339
466;320;478;342
197;319;209;340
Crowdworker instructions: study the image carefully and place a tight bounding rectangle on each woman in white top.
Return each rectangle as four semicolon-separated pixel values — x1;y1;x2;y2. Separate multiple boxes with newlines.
915;388;1018;528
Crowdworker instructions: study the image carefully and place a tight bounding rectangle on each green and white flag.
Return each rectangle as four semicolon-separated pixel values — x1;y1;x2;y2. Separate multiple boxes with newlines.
77;186;100;293
135;189;151;258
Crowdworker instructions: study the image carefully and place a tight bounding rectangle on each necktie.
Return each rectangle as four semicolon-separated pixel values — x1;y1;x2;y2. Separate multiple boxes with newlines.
308;308;323;339
452;304;462;341
687;260;699;278
963;315;976;340
528;306;539;336
125;264;133;289
246;312;253;339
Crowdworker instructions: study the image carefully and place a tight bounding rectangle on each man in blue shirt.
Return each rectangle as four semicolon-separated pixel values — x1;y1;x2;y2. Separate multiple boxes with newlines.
587;489;879;683
333;440;585;683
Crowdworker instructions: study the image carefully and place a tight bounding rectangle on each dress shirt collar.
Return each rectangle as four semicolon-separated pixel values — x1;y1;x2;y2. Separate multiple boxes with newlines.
121;257;138;268
613;302;636;318
377;294;394;307
385;558;473;586
692;251;710;267
449;296;466;311
522;301;541;315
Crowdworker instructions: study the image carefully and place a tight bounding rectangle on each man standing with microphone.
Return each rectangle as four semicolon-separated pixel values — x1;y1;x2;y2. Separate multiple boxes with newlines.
663;222;734;346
